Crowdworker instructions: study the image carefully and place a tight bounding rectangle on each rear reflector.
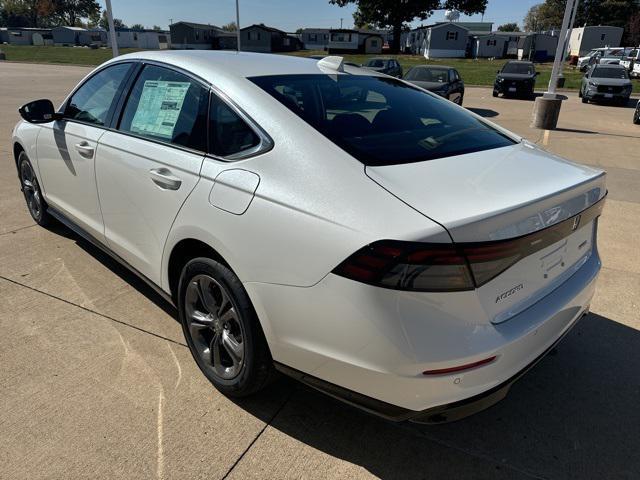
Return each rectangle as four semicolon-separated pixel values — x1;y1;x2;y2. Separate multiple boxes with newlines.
422;356;497;375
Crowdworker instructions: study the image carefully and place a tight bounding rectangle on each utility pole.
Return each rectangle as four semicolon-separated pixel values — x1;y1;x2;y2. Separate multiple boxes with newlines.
340;18;343;29
531;0;577;130
236;0;241;51
105;0;118;57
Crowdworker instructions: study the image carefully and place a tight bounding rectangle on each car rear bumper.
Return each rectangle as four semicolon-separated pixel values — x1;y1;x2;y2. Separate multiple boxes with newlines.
494;82;534;96
245;245;600;417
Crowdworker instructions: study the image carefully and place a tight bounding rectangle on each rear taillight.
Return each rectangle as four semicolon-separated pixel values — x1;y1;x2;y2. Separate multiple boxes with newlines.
332;240;522;292
332;241;475;292
333;197;605;292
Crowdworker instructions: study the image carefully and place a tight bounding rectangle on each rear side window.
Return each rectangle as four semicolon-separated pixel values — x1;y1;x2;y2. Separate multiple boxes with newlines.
119;64;209;152
65;63;132;126
250;74;514;166
209;95;260;157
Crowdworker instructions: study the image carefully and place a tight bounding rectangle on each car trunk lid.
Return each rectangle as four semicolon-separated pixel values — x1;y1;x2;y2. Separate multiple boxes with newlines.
366;141;606;323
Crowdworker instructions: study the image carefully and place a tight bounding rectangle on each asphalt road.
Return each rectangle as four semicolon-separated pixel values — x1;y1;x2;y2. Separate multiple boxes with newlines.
1;62;639;480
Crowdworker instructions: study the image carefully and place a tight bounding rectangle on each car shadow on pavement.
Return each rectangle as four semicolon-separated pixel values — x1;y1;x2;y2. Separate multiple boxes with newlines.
49;224;178;319
234;313;640;479
554;127;640;140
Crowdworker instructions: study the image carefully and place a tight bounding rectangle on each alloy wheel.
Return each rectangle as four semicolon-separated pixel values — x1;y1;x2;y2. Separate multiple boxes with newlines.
20;160;43;220
184;274;245;380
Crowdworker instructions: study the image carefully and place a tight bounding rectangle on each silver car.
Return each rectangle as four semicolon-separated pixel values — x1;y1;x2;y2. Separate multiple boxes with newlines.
579;64;633;105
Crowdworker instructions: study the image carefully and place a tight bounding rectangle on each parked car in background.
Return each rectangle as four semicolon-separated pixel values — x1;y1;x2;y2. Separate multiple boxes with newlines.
493;61;538;99
577;47;626;71
404;65;465;105
13;51;606;424
619;47;639;74
580;64;633;105
361;58;403;78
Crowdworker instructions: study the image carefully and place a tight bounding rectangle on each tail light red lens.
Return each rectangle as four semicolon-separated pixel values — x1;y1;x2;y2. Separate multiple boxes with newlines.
332;241;475;292
333;197;605;292
332;240;525;292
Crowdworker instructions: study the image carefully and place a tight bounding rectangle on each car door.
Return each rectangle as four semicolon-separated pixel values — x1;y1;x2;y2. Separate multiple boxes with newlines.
95;63;209;284
36;62;134;242
448;69;463;104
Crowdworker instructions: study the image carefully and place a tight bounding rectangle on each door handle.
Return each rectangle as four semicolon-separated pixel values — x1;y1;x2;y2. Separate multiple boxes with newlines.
74;142;94;158
149;168;182;190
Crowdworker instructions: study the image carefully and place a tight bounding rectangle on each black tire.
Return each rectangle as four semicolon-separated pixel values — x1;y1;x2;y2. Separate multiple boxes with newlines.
18;151;53;227
633;107;640;125
578;88;582;98
178;257;273;397
492;90;498;98
581;95;588;104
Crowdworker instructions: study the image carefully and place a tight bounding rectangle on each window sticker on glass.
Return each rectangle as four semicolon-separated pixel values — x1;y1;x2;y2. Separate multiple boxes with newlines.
130;80;190;139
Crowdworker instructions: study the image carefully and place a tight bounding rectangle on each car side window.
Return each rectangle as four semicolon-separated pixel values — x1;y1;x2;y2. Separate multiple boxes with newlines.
119;64;209;152
65;63;132;126
209;94;260;157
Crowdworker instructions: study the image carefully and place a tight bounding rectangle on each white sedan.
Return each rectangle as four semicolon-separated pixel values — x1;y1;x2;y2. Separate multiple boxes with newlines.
13;51;606;423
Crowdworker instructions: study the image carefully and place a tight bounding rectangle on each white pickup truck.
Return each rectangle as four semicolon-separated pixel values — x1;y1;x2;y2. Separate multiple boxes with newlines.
577;47;628;71
620;48;640;75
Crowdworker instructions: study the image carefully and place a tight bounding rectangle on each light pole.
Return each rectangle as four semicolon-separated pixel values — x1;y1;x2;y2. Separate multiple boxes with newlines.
531;0;577;130
236;0;241;51
105;0;119;57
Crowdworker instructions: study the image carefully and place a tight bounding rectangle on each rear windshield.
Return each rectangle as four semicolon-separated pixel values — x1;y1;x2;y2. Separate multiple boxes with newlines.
591;67;629;79
366;59;386;68
501;63;534;75
405;67;449;82
249;74;515;166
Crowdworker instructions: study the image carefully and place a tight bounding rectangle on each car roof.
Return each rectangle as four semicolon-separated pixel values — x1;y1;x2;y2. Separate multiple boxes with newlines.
107;50;377;81
412;65;453;69
505;60;533;65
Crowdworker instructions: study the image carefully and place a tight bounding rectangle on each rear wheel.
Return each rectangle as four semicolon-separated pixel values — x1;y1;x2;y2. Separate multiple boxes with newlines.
18;152;52;227
633;106;640;125
178;257;273;397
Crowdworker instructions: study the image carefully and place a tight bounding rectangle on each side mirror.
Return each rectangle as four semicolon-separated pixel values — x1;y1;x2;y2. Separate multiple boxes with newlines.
18;99;59;124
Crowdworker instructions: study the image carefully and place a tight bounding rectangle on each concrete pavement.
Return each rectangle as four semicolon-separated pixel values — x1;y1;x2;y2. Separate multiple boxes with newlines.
1;63;639;479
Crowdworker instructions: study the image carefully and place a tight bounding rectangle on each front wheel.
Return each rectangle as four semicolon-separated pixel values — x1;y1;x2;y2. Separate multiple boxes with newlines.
18;152;53;227
178;257;273;397
492;90;498;98
633;107;640;125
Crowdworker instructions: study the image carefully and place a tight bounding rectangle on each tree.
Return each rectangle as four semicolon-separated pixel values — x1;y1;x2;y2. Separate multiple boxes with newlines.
524;0;639;33
98;10;125;29
130;23;144;30
53;0;100;26
221;21;237;32
1;0;55;27
152;24;162;31
86;7;100;27
329;0;488;52
497;22;520;32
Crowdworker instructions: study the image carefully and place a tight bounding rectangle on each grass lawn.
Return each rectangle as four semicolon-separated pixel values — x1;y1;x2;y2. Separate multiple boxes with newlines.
0;45;140;65
2;45;638;93
287;49;640;93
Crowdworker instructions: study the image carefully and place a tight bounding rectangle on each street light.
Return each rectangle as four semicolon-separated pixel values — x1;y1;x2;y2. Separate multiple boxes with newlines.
236;0;241;51
105;0;119;57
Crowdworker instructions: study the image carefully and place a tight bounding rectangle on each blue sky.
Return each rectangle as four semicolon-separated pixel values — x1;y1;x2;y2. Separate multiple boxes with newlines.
98;0;541;32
